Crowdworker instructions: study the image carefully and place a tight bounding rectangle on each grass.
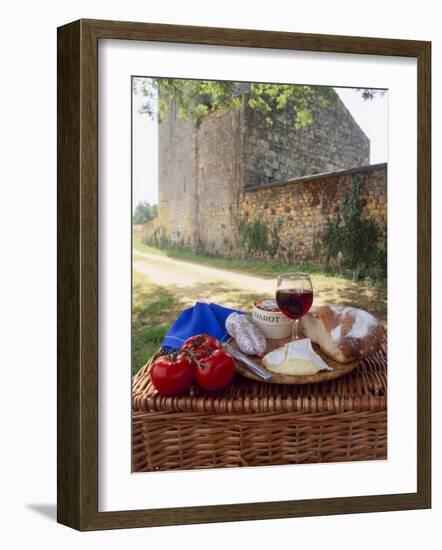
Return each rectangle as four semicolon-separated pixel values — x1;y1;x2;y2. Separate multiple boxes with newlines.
132;271;183;375
133;239;386;288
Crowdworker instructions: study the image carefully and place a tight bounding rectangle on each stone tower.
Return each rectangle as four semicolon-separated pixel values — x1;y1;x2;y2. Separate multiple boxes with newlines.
155;89;370;256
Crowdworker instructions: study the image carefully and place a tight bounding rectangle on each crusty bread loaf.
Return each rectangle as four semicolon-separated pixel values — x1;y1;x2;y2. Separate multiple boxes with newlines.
300;305;383;363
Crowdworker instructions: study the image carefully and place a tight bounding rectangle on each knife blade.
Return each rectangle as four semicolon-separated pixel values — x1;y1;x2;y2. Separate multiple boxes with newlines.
224;343;272;382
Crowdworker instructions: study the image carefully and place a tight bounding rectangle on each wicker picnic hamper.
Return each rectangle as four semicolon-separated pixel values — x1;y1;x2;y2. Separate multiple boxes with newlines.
132;335;387;472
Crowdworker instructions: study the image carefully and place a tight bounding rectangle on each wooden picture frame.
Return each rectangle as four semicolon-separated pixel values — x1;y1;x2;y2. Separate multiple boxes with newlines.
57;18;431;530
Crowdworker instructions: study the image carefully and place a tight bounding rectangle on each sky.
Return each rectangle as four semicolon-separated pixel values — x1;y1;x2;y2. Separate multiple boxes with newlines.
132;86;159;208
132;81;388;209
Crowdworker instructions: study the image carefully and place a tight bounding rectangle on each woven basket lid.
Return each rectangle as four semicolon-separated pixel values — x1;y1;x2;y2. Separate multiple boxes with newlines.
132;334;387;415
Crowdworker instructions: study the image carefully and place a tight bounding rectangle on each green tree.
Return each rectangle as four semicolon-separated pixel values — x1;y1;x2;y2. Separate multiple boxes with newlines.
134;77;385;128
133;201;157;225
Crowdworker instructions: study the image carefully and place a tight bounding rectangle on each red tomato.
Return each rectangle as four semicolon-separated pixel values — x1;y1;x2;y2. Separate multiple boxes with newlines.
150;354;195;396
195;348;236;391
182;333;222;359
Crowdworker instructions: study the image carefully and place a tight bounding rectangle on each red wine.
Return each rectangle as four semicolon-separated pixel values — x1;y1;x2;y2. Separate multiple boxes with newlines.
276;288;313;319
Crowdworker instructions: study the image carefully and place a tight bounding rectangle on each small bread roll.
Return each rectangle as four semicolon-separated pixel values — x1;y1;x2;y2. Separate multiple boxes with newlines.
300;306;383;364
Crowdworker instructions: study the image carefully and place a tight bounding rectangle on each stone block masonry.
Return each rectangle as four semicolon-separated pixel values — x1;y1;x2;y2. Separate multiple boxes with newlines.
135;91;384;264
240;163;387;263
243;94;370;186
151;101;243;256
136;163;387;264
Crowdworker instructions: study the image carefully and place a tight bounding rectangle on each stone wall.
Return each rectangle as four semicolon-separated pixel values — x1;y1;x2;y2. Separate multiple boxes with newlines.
136;163;387;265
133;215;159;243
153;103;242;255
193;108;243;255
240;163;387;263
157;101;196;249
243;92;370;186
139;95;381;263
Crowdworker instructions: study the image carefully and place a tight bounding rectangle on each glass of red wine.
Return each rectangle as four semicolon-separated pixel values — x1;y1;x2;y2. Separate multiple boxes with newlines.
276;272;314;340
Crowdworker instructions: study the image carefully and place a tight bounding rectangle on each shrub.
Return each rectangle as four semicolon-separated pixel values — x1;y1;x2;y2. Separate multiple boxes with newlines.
322;175;386;281
238;220;268;254
269;219;284;258
238;218;284;258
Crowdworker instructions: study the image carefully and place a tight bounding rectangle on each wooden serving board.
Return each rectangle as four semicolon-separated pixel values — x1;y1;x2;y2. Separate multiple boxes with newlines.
231;336;359;385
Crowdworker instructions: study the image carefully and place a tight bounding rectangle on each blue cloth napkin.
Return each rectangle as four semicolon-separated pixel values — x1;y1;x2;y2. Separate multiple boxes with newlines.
162;302;244;351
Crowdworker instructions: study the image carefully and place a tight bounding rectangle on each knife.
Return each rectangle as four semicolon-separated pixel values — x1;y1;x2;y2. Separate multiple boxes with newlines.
224;343;272;382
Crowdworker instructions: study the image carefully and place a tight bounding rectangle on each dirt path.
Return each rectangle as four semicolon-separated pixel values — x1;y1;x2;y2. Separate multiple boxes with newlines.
133;250;275;292
133;249;387;322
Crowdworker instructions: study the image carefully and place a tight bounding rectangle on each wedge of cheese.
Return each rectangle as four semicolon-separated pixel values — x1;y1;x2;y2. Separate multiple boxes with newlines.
263;339;332;375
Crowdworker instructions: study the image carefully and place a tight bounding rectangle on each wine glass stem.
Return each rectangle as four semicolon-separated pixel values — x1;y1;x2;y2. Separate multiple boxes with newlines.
293;319;299;340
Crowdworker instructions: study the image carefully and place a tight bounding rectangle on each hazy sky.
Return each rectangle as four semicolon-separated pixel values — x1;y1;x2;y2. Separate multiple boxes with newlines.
132;81;388;209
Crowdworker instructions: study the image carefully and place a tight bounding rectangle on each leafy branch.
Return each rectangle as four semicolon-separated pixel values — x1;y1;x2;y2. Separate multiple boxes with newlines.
134;77;386;129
